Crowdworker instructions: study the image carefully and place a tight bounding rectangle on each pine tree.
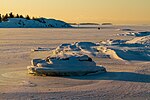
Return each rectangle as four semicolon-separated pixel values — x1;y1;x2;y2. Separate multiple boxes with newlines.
32;17;35;20
16;14;20;18
0;14;2;22
2;14;8;21
19;15;24;18
26;15;30;20
0;13;39;22
9;12;14;18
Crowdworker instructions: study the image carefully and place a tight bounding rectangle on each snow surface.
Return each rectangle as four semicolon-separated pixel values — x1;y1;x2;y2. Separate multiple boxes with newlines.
117;28;134;31
0;18;72;28
1;27;150;99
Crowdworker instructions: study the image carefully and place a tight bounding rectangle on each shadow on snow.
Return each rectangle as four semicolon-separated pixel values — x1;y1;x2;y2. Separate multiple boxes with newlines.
66;72;150;83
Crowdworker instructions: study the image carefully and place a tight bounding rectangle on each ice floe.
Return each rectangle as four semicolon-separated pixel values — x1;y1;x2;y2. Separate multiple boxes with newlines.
27;55;106;76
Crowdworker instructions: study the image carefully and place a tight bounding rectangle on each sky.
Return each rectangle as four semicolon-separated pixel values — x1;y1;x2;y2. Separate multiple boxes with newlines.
1;0;150;24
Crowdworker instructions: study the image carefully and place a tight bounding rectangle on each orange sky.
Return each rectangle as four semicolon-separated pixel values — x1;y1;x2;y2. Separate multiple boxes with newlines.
1;0;150;24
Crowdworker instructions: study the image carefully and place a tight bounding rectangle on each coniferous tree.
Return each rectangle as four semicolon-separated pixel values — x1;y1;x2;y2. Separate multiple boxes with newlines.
9;12;14;18
2;14;8;21
0;14;2;22
2;15;4;21
0;13;40;22
19;15;24;18
32;17;35;20
26;15;30;20
16;14;20;18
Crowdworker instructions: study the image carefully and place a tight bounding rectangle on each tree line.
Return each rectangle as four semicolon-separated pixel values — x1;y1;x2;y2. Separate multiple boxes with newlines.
0;12;36;22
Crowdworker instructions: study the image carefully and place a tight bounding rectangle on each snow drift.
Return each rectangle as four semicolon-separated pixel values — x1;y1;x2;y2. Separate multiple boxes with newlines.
32;42;111;59
100;36;150;61
126;36;150;46
31;38;150;63
118;31;150;37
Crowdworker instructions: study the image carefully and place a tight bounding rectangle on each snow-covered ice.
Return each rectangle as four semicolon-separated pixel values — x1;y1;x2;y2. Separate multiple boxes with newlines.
0;27;150;100
27;55;106;76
